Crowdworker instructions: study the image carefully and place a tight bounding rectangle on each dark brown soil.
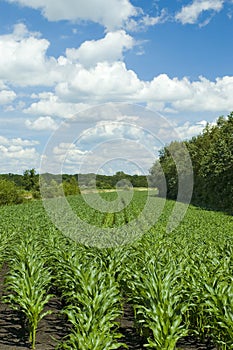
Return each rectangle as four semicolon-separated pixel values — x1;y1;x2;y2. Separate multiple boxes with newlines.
0;264;69;349
0;266;217;350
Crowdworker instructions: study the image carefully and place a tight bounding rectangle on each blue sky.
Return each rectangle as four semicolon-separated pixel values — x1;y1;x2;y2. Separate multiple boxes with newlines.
0;0;232;175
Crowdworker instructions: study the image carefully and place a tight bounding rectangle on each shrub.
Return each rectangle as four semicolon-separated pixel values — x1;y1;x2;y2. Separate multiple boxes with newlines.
0;179;23;205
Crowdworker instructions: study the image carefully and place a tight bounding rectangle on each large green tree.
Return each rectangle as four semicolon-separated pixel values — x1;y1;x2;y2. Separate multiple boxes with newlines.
150;112;233;213
22;168;38;191
22;168;40;198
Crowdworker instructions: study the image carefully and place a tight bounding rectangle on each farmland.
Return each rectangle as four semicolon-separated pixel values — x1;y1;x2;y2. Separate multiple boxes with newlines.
0;190;232;349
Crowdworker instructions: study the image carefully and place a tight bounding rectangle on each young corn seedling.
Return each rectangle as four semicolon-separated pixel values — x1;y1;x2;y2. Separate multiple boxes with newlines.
204;278;233;349
183;249;231;344
0;231;9;268
58;263;126;349
128;258;189;350
52;247;126;349
3;237;53;350
180;253;212;342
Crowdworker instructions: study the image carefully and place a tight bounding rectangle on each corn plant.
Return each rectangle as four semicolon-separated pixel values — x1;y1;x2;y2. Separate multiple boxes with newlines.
97;247;130;284
52;247;126;349
126;256;189;349
180;244;233;346
179;250;212;341
3;235;53;350
1;189;233;349
0;231;9;268
203;278;233;349
60;285;125;350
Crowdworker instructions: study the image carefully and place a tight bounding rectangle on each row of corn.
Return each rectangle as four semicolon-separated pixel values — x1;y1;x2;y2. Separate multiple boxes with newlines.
0;195;232;349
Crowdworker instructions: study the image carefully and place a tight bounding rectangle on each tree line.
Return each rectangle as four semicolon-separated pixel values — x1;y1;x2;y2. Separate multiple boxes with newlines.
0;170;148;205
150;112;233;213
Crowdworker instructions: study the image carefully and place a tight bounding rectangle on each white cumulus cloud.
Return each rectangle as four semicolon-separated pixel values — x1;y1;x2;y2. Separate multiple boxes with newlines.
24;70;233;117
176;0;224;24
0;89;17;104
24;92;89;118
171;75;233;112
25;116;58;131
0;135;40;173
0;136;39;146
65;30;134;68
6;0;138;30
1;24;233;119
52;139;154;175
175;120;208;139
55;61;143;101
0;23;60;86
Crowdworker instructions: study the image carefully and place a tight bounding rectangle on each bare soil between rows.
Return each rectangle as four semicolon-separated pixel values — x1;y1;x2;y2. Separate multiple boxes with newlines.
0;265;216;350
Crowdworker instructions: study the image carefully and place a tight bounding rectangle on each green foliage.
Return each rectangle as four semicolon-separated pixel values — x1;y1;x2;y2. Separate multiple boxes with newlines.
150;112;233;213
23;169;39;191
0;193;233;349
0;179;23;205
125;253;189;349
204;278;233;348
78;172;148;189
0;173;25;187
22;168;41;199
51;248;125;349
0;171;148;207
62;177;80;196
3;235;53;349
40;178;63;198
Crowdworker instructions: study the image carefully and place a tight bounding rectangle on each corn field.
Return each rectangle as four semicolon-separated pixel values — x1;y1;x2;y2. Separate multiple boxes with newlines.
0;190;232;349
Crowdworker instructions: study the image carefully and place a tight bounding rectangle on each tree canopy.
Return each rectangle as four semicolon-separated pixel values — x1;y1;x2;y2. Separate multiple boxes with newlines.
150;112;233;213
